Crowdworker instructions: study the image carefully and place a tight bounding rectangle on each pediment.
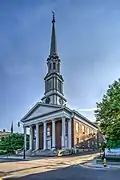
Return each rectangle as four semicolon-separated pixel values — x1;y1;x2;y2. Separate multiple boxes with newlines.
21;102;61;121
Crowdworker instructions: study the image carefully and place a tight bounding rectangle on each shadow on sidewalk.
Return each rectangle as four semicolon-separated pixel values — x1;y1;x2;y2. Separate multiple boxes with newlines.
0;150;99;163
0;159;23;163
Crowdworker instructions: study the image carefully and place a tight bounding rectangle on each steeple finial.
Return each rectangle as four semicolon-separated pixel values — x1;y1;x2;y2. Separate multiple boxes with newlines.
52;11;55;23
50;11;57;56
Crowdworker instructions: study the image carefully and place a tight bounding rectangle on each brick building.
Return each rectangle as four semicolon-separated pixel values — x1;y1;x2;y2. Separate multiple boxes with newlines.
21;13;98;152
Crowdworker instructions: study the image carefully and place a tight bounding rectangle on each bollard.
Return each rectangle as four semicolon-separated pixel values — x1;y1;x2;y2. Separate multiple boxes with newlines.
103;158;107;167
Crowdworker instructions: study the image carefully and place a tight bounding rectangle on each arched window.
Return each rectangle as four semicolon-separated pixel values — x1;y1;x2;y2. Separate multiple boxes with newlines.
48;62;51;73
53;62;56;70
58;80;62;93
58;62;60;73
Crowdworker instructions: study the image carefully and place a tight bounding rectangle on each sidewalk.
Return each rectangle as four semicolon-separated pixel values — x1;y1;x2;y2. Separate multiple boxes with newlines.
0;153;99;177
0;155;41;161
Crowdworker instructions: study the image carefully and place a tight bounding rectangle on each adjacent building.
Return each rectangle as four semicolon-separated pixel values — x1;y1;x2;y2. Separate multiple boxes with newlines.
0;130;10;140
21;13;98;152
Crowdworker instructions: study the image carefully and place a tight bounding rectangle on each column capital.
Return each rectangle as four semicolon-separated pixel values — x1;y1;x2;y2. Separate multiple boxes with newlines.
52;118;56;122
29;124;34;127
61;116;66;120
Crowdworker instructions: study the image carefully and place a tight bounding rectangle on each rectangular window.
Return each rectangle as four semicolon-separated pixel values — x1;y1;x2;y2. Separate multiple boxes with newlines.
58;80;62;93
53;62;56;70
82;125;85;134
47;127;50;137
76;122;79;133
47;79;53;91
87;128;90;135
92;141;94;146
76;138;79;145
88;141;90;148
92;129;95;135
92;129;94;135
57;62;60;72
48;63;51;73
95;142;98;148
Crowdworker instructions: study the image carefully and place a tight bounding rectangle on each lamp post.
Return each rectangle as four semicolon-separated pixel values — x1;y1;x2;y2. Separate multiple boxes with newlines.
18;121;26;159
23;144;26;160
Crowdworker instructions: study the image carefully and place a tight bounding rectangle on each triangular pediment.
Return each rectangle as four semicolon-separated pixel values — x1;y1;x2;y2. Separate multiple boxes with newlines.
21;102;62;121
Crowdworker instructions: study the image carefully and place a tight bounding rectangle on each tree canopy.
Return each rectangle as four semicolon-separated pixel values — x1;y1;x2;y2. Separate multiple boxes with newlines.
95;79;120;141
0;133;29;154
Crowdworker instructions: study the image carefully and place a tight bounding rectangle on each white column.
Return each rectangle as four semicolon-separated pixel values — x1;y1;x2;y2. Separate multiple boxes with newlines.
62;117;66;149
29;126;33;150
68;118;72;149
43;121;47;150
36;124;39;150
23;126;27;151
52;120;55;149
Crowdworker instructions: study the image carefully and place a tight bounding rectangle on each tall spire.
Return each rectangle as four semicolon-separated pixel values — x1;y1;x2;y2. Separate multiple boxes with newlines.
50;11;57;56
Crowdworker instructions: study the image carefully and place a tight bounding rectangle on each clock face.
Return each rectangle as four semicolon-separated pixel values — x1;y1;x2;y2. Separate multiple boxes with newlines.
59;98;63;105
45;97;50;104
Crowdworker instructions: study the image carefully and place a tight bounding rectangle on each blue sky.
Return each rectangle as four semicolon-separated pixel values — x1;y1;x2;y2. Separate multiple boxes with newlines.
0;0;120;132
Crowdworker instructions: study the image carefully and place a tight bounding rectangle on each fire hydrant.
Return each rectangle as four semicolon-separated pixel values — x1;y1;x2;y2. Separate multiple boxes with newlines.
103;158;107;167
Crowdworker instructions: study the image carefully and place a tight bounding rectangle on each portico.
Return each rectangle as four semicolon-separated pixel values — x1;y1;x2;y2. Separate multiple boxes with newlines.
23;115;72;151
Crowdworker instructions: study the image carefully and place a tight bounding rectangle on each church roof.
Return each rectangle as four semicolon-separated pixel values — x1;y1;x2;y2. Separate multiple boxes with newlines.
21;102;62;122
21;102;97;129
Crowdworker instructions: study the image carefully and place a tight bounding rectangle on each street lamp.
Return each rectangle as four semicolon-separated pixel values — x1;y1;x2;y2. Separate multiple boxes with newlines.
18;121;26;159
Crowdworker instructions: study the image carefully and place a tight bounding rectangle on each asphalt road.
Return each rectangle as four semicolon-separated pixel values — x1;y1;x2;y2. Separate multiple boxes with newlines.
5;165;120;180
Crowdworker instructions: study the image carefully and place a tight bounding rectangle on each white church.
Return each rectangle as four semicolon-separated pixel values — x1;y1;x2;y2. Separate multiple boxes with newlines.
20;13;98;155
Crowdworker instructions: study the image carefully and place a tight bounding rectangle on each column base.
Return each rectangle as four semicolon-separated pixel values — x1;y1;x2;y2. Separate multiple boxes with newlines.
52;147;56;150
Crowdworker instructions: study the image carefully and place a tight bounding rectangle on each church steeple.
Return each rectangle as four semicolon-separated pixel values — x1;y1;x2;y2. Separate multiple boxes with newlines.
41;12;67;106
50;12;57;56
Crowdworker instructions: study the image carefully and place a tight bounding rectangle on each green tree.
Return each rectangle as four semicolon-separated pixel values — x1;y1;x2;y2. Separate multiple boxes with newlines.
0;133;29;154
95;79;120;141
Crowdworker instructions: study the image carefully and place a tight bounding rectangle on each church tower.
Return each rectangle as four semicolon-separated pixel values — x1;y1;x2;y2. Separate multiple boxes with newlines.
41;13;67;106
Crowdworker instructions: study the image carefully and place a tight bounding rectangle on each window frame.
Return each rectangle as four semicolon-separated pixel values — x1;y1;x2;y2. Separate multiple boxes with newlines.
76;138;79;145
76;122;79;133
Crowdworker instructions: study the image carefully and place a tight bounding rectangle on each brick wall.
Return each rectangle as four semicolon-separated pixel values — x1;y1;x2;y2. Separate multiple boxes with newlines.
72;119;98;149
